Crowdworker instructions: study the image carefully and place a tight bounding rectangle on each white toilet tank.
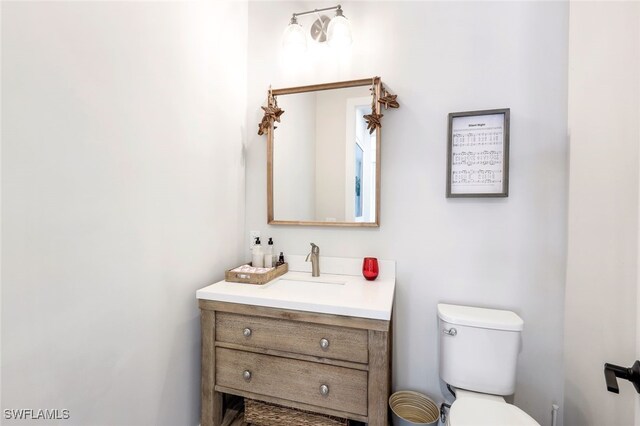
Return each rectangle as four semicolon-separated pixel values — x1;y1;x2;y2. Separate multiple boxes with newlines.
438;303;524;396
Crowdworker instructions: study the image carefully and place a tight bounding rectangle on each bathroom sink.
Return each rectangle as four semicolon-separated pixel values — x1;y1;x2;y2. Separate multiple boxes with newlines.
265;272;347;289
278;276;346;286
264;276;345;293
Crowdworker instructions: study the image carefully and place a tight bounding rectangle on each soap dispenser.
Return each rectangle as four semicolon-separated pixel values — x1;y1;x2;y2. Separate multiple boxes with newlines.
264;238;274;268
252;237;264;268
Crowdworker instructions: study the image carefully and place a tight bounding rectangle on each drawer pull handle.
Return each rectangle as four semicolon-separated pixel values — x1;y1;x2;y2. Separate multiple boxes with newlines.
319;384;329;396
243;370;252;382
319;338;330;350
243;328;252;337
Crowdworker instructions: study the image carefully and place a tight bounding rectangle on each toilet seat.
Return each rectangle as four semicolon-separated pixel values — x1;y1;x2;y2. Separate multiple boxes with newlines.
448;391;540;426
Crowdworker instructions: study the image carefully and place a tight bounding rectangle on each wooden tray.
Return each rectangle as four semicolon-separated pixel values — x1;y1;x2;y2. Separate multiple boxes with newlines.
225;263;288;285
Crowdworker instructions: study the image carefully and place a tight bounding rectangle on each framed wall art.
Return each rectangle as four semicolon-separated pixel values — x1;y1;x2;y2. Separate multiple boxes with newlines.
446;108;510;197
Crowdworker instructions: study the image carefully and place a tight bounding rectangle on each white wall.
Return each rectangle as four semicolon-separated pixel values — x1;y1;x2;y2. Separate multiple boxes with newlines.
1;1;247;425
565;2;640;426
245;2;568;425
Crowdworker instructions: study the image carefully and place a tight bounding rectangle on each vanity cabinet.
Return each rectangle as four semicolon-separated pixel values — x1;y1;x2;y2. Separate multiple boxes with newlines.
199;300;392;426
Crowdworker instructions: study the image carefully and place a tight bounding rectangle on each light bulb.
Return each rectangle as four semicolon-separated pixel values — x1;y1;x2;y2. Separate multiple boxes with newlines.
327;14;352;48
282;18;307;55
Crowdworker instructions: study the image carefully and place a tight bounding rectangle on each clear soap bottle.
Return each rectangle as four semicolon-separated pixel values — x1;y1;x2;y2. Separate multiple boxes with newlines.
264;238;274;268
251;237;264;268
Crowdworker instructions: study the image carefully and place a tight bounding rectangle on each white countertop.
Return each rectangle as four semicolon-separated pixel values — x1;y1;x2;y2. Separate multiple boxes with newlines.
196;256;395;321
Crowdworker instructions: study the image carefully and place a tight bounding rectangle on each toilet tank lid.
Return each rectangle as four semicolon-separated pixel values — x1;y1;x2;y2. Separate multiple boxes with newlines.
437;304;523;331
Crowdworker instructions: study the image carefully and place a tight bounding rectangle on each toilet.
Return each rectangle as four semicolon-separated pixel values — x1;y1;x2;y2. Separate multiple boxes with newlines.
438;303;540;426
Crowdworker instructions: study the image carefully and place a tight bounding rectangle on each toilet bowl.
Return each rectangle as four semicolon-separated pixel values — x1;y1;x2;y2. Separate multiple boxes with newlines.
438;304;540;426
446;389;539;426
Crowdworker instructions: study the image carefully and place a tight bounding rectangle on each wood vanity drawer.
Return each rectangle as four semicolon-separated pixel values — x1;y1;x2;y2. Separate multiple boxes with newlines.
215;312;368;363
215;347;368;416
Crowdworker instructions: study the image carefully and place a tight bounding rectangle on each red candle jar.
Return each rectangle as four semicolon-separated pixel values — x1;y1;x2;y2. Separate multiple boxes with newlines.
362;257;379;281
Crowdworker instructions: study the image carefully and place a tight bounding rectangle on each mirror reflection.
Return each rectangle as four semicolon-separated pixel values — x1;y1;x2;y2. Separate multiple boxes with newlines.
272;85;377;224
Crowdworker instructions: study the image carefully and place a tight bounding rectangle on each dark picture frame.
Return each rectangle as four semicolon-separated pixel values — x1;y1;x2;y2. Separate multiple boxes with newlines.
446;108;510;198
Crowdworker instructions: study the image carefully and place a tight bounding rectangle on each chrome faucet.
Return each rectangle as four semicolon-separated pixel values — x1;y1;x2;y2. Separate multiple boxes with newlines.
306;243;320;277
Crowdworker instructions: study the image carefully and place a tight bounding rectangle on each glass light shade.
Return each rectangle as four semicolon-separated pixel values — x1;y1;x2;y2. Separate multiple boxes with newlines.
282;22;307;54
327;15;352;48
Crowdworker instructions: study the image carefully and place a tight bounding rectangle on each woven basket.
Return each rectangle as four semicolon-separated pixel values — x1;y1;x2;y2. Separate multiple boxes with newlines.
244;399;348;426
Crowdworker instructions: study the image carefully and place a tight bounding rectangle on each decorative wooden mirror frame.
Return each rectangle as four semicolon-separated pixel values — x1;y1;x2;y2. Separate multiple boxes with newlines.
258;77;399;227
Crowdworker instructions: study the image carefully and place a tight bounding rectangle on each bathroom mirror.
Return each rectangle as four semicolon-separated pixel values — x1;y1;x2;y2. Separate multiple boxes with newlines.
267;78;383;227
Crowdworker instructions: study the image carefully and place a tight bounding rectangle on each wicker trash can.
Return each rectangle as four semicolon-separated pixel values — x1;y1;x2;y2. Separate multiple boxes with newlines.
244;399;348;426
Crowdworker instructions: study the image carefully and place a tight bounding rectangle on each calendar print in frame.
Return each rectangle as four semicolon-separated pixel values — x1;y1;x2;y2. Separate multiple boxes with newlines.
446;108;510;197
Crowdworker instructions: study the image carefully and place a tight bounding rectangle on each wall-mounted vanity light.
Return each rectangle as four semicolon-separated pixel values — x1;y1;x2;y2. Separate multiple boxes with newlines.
282;4;352;54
